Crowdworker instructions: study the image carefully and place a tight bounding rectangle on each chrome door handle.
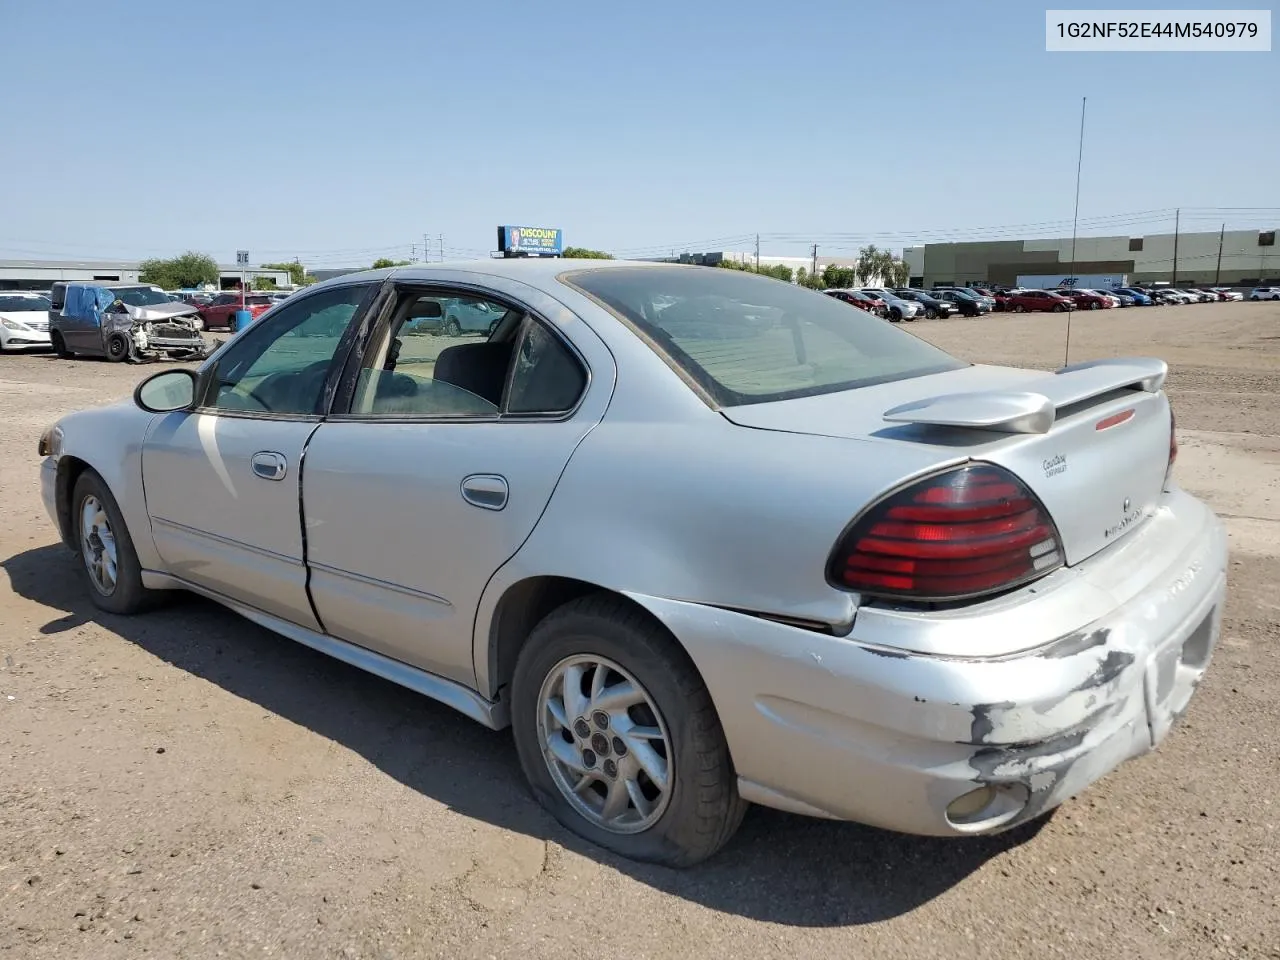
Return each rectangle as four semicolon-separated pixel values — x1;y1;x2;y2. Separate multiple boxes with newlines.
460;474;508;510
250;451;288;481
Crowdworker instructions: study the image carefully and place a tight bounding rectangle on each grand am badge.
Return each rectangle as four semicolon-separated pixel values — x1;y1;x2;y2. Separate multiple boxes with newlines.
1042;454;1067;477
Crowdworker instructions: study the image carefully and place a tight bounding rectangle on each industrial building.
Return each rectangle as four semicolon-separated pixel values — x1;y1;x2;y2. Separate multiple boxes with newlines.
0;259;292;292
902;227;1279;289
648;250;860;275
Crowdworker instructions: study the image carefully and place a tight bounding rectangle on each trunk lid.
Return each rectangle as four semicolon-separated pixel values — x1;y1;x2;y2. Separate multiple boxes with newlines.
721;358;1173;567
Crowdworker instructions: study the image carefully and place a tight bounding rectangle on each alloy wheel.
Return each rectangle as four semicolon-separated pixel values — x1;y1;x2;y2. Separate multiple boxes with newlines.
80;495;118;596
536;654;674;835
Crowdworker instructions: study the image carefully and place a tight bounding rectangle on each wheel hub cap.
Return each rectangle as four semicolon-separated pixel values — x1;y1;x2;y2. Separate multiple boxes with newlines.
536;654;674;834
79;495;118;597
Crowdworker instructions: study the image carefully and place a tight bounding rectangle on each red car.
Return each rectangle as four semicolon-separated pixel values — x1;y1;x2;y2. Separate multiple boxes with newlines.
1005;289;1074;313
823;288;887;318
199;293;276;331
1054;288;1113;310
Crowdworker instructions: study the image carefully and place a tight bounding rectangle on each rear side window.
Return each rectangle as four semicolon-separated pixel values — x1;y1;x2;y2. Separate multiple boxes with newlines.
564;266;964;406
50;284;66;310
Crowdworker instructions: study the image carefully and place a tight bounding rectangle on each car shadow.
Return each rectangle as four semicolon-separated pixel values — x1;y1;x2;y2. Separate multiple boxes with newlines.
2;543;1047;927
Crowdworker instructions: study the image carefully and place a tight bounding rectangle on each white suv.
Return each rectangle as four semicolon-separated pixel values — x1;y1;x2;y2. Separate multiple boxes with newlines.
1249;286;1280;301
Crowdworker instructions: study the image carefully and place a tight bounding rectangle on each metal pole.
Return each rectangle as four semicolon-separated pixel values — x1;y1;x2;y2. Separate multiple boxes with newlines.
1064;96;1086;367
755;234;760;272
1215;223;1225;285
1171;209;1180;284
811;243;818;283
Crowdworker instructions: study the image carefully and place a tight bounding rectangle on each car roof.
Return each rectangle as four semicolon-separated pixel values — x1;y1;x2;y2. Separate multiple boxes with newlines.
58;280;158;289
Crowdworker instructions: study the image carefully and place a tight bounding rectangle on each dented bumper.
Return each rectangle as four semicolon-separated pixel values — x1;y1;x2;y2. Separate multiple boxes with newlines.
629;486;1227;836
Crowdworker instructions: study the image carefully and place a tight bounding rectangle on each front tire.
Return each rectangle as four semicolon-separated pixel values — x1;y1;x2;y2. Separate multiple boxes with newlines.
51;331;73;358
511;594;746;867
105;332;132;362
71;470;155;615
444;317;461;336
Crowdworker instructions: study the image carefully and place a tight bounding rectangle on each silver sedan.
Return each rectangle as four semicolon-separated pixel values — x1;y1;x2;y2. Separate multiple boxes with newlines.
38;260;1227;866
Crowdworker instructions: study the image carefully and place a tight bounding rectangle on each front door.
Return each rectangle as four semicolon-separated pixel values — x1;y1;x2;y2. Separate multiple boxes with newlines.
141;282;375;628
300;281;613;687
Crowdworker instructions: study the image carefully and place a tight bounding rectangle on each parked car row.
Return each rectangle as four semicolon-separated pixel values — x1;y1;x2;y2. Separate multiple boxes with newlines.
921;283;1255;314
823;286;996;322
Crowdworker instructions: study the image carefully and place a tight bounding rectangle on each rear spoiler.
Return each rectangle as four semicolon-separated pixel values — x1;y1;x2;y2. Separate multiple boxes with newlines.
882;357;1168;434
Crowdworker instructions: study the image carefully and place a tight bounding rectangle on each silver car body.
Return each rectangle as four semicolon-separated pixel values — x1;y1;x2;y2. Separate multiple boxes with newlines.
39;259;1226;839
858;288;922;319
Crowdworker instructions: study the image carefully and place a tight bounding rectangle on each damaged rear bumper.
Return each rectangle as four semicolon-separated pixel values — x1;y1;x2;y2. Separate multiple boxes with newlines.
628;486;1227;836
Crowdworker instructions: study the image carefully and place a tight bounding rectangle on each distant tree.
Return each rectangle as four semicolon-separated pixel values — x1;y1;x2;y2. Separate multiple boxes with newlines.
822;264;856;289
713;259;794;282
138;251;220;290
251;276;278;290
562;247;614;259
855;245;882;285
795;267;825;289
883;255;910;287
372;258;413;270
261;261;307;286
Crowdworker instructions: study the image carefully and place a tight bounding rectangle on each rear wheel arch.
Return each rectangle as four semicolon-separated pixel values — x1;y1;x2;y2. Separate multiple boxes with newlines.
485;577;711;706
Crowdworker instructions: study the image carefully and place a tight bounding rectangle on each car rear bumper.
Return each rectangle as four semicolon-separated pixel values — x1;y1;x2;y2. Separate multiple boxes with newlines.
630;486;1227;837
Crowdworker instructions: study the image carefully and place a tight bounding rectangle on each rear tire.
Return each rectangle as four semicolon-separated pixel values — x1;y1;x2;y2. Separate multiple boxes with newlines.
71;470;156;615
925;308;937;320
1012;304;1025;313
511;594;747;868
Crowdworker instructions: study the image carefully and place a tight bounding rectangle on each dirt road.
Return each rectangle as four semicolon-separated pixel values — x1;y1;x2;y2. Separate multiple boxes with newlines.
2;301;1277;959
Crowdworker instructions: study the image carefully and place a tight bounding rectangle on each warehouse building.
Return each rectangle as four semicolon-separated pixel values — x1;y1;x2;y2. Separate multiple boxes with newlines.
903;228;1279;289
0;259;292;291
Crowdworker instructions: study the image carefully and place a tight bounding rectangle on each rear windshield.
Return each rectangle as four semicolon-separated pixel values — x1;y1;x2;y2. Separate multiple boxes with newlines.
564;266;965;406
0;295;51;311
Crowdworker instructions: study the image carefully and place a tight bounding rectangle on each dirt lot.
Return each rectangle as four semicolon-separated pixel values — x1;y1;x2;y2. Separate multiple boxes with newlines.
2;301;1278;959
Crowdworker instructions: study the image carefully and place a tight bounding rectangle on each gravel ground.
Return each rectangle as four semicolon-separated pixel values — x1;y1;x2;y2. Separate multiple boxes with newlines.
1;300;1277;960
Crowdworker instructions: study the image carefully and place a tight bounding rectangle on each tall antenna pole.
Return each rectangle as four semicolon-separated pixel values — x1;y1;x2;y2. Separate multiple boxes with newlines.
1064;96;1086;367
755;233;760;272
1171;209;1181;283
1215;222;1225;285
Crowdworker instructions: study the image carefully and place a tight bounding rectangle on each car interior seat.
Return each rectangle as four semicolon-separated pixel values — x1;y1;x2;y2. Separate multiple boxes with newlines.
433;341;514;406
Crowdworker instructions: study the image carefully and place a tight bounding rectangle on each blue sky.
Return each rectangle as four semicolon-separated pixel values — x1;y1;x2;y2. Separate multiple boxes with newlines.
1;0;1275;267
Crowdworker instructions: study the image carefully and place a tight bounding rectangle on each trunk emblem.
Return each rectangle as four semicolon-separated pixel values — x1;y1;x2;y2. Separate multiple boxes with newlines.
1095;409;1136;431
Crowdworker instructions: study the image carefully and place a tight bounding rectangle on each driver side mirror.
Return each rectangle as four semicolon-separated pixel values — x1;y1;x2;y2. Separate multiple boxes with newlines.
134;369;197;413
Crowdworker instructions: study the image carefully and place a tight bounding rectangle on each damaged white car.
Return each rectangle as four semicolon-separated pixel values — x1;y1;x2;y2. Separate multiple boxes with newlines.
48;281;211;362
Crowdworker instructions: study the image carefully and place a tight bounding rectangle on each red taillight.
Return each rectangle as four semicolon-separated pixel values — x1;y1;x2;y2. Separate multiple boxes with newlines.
829;464;1064;602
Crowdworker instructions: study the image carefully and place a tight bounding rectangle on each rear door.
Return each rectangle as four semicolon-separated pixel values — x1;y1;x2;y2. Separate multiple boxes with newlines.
142;282;376;626
300;277;615;687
